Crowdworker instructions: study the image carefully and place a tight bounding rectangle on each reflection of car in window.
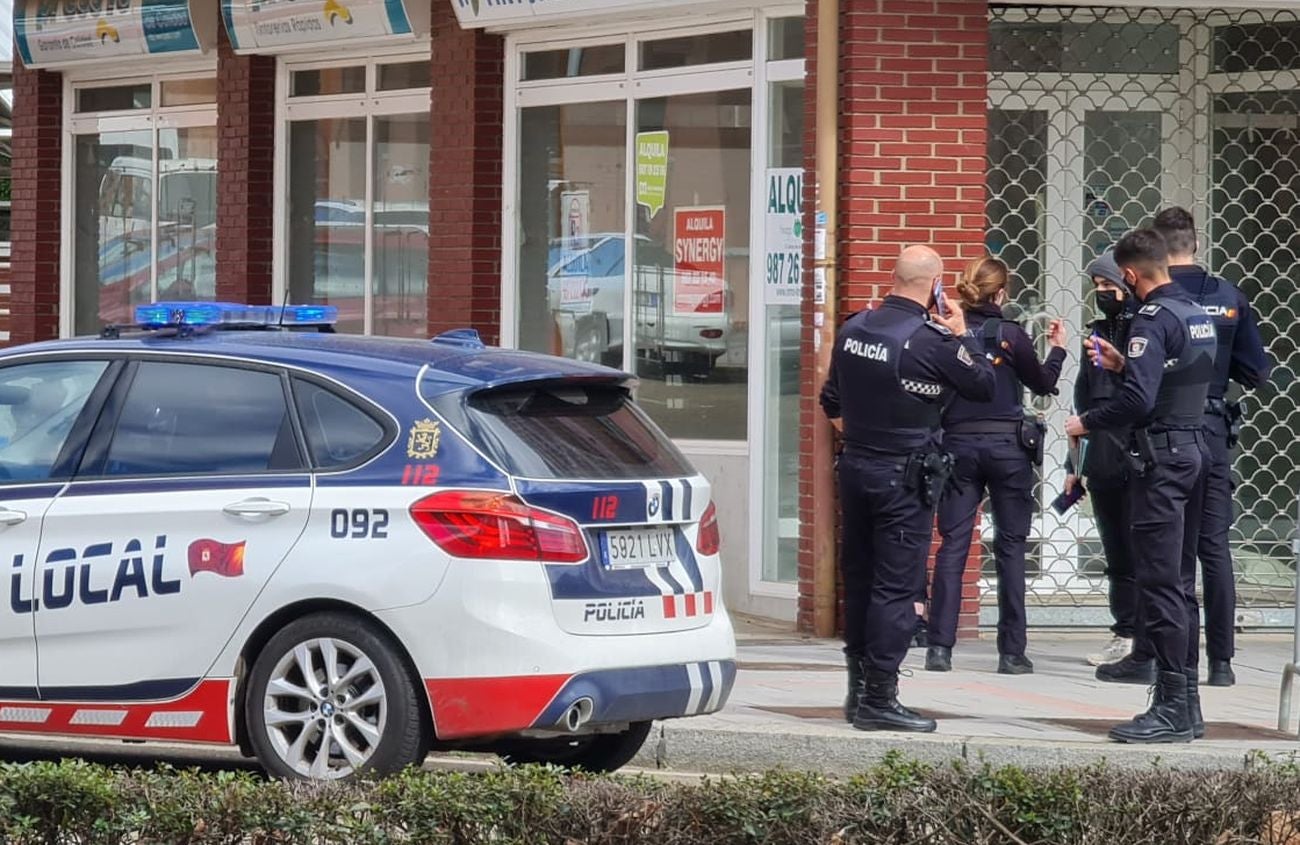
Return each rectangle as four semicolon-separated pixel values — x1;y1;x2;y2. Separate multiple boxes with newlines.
546;233;733;375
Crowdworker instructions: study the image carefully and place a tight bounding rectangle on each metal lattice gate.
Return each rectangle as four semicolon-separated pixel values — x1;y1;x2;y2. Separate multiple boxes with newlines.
982;5;1300;626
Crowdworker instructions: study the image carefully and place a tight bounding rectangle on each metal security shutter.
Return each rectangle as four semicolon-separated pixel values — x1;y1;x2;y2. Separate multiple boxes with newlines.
984;6;1300;626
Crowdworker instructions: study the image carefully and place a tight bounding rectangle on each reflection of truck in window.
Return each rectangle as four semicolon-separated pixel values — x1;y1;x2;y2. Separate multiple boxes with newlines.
95;156;217;326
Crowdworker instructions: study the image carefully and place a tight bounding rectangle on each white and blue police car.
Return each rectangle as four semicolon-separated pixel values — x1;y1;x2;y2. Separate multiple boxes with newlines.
0;302;735;779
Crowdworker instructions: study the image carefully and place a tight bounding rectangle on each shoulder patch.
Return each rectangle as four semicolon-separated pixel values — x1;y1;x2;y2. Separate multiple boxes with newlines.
957;344;974;367
1127;337;1149;359
1138;303;1161;317
924;319;952;336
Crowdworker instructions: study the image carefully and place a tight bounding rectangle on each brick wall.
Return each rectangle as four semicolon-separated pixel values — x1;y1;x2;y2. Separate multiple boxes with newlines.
798;0;991;638
427;2;504;344
216;26;276;305
796;0;820;632
9;60;62;345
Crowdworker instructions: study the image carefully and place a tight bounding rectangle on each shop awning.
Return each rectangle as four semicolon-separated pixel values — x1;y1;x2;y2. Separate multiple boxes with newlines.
223;0;428;54
448;0;709;29
14;0;217;69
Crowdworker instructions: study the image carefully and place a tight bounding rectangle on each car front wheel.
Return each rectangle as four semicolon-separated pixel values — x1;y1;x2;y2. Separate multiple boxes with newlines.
244;612;425;780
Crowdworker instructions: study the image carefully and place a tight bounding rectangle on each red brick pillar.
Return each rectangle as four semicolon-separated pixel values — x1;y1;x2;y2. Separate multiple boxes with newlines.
9;60;62;345
428;4;503;344
216;27;276;305
806;0;990;638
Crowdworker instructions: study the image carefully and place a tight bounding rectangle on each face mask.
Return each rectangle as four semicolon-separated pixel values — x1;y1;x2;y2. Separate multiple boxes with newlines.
1096;290;1125;320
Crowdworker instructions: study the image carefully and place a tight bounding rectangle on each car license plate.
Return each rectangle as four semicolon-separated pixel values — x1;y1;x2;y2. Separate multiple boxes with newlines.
600;526;676;569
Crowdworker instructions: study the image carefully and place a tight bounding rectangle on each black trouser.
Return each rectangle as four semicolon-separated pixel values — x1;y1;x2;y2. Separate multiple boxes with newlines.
930;432;1033;656
1130;431;1210;674
1091;481;1138;639
839;451;934;674
1198;420;1236;661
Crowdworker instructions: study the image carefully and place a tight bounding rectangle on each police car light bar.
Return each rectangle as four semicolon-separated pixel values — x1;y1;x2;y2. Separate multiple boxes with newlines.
133;302;339;329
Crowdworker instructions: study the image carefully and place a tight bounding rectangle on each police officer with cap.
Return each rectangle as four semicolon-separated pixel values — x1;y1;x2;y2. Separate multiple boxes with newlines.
1066;228;1217;743
822;245;995;733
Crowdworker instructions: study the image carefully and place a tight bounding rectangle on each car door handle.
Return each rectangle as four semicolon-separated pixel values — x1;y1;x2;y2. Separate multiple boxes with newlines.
0;508;26;527
223;498;291;518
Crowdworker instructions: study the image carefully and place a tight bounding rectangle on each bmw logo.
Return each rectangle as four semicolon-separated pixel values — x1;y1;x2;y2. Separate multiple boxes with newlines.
648;494;661;518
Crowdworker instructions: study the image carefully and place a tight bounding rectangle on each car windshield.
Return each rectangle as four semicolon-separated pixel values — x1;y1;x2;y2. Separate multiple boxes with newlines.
433;381;692;480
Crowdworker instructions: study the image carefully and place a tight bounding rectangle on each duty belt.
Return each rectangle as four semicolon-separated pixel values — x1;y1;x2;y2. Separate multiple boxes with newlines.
944;420;1021;435
1146;429;1203;449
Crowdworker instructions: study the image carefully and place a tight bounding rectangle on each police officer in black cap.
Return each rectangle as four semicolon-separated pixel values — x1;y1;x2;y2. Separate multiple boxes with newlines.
822;245;995;733
1066;228;1217;743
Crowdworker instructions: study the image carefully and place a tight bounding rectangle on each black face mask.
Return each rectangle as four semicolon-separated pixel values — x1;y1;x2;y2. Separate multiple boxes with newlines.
1096;290;1126;320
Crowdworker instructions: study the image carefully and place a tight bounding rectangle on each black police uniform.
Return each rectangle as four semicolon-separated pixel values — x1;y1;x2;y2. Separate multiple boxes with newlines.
1171;265;1270;679
821;295;995;731
1073;309;1137;641
1081;283;1217;742
929;304;1065;665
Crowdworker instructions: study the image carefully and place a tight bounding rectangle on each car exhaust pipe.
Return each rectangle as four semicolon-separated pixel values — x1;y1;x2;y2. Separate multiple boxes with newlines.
559;697;594;732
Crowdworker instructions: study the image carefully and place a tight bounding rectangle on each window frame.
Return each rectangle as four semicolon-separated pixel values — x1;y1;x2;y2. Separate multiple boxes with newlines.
76;356;309;480
61;64;219;339
272;47;433;337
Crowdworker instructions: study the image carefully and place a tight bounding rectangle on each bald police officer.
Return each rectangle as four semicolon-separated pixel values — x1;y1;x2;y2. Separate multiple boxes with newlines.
1067;228;1217;743
822;245;995;733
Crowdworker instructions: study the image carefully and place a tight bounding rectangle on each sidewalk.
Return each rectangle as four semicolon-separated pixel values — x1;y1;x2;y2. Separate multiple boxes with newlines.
633;626;1300;774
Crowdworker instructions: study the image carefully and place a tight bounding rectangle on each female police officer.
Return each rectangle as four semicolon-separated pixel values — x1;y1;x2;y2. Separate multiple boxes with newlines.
926;256;1067;674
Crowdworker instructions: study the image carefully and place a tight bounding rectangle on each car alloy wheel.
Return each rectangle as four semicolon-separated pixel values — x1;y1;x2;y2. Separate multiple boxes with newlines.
262;637;388;779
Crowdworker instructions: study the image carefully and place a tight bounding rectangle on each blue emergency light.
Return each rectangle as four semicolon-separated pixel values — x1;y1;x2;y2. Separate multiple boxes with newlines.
133;302;339;329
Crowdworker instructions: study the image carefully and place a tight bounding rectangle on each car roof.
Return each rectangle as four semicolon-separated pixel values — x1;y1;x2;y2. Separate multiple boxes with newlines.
0;331;627;398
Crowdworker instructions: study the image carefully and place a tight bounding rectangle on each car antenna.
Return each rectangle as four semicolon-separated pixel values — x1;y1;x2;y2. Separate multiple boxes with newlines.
277;285;290;328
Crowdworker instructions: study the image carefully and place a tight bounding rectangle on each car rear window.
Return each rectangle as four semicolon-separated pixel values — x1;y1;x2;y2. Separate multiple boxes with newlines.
293;378;390;469
454;383;693;480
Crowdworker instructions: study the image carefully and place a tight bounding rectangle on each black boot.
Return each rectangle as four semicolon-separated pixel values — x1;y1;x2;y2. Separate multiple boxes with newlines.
1108;670;1194;744
998;654;1034;675
1095;654;1157;685
852;669;937;733
925;645;952;672
1185;668;1205;739
1207;659;1235;687
844;656;865;723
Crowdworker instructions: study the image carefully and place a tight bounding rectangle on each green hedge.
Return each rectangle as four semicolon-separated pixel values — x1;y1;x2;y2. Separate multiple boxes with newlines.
3;752;1300;844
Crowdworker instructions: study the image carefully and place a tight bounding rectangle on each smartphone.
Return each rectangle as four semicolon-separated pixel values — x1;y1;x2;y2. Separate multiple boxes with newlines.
1051;480;1087;515
932;277;948;317
1089;329;1103;369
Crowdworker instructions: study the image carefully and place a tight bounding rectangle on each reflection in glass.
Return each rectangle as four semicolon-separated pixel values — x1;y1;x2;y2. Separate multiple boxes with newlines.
639;30;752;70
762;78;803;584
156;126;218;302
73;130;153;334
634;89;751;441
517;102;627;365
522;44;625;80
287;118;367;334
372;115;430;337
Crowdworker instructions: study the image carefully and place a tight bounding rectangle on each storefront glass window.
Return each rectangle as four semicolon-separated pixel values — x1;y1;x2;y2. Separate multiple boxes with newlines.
157;127;218;301
287;119;367;335
761;77;803;584
634;89;751;441
516;101;627;363
283;56;431;337
522;45;625;81
73;130;154;334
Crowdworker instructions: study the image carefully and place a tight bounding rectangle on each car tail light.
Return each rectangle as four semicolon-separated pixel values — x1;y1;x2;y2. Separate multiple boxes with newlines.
699;329;723;339
697;501;721;556
410;490;587;563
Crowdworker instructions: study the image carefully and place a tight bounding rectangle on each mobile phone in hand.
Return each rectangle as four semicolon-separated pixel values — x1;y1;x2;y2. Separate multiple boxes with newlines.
932;277;948;317
1051;481;1086;515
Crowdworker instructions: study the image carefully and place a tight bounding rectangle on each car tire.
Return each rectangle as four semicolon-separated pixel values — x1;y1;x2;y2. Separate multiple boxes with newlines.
498;720;652;773
244;611;426;781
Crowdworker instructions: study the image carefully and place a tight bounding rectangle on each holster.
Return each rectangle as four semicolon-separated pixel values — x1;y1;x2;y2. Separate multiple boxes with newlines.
1017;416;1047;466
1127;428;1157;477
906;452;955;508
1225;399;1244;449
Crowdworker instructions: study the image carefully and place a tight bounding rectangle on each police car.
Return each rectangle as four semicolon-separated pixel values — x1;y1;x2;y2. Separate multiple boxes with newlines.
0;302;735;780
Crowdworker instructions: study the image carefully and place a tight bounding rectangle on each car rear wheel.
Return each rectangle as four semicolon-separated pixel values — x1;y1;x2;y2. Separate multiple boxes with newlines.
498;721;652;773
244;612;425;780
